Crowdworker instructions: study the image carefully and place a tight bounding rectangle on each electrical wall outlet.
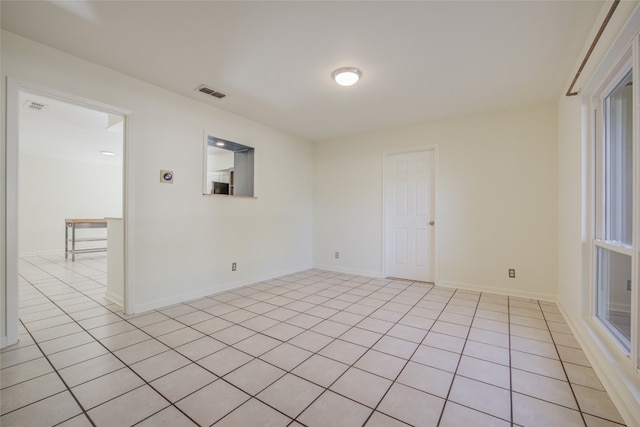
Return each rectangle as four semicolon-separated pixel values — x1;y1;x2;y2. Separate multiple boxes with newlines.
335;252;340;259
508;269;516;278
232;262;237;271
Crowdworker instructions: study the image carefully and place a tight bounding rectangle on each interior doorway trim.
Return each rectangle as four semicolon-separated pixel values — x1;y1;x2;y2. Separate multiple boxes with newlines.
2;77;133;347
382;145;439;283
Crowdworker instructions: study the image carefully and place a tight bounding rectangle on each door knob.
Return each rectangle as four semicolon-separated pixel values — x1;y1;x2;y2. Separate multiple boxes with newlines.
429;221;435;226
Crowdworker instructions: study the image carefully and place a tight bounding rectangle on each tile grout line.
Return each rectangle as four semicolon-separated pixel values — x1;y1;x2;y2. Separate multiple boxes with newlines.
362;284;452;426
203;274;413;426
12;266;508;426
104;272;377;425
17;265;515;423
16;256;204;427
20;255;124;329
11;268;370;426
433;288;484;427
508;296;514;427
537;299;588;427
14;317;97;427
12;257;623;427
220;275;408;426
132;272;394;426
291;279;440;426
25;255;112;310
197;274;427;425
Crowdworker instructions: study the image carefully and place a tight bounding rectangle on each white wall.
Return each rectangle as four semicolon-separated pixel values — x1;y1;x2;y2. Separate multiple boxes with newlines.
1;30;314;313
19;154;122;255
557;94;589;318
208;149;234;172
314;103;558;299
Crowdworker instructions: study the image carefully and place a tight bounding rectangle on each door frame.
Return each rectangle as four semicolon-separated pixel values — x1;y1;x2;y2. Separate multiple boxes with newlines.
382;145;439;283
2;77;134;347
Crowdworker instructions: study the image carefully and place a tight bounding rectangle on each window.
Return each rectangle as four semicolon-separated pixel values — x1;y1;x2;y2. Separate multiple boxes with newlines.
594;60;634;354
595;247;632;350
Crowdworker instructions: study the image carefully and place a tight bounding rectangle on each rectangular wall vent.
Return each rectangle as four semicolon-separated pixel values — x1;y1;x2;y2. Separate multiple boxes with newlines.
196;85;226;99
23;100;46;111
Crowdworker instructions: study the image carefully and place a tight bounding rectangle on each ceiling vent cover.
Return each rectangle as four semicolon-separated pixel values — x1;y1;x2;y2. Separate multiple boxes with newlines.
24;100;46;111
196;85;226;99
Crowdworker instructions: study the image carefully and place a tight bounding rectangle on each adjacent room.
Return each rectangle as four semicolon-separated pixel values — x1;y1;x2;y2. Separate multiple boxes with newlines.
18;91;125;302
1;1;640;426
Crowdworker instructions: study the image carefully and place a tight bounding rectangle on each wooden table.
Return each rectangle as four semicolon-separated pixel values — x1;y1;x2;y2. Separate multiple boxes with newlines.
65;218;107;261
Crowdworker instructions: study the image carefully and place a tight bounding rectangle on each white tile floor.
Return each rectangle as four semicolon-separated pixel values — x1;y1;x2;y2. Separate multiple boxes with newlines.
0;254;627;426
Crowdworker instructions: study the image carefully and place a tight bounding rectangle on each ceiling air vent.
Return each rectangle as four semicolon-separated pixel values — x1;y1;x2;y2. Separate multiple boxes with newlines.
23;100;46;111
196;85;226;99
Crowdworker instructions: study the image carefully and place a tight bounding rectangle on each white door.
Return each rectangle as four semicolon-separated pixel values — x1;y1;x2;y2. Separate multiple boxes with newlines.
385;150;435;281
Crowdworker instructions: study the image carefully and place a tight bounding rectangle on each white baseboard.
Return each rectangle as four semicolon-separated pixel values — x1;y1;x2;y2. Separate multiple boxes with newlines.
0;335;19;349
436;280;557;302
129;263;313;314
103;290;124;309
312;264;384;278
557;303;640;426
19;250;65;257
312;268;557;301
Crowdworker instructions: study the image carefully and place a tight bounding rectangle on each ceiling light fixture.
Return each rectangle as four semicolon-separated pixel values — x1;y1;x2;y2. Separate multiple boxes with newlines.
101;151;116;156
216;141;225;147
332;67;361;86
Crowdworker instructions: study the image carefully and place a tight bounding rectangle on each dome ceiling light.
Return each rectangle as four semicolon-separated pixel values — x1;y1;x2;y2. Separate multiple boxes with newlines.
332;67;361;86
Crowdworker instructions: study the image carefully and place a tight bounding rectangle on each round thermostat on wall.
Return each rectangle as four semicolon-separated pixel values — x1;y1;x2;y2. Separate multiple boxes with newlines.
160;170;174;184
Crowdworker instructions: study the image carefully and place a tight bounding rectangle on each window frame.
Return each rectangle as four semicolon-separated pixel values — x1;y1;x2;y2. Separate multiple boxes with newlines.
591;43;639;369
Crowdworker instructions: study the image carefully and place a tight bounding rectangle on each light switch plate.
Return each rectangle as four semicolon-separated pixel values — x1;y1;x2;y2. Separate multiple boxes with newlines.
160;170;174;184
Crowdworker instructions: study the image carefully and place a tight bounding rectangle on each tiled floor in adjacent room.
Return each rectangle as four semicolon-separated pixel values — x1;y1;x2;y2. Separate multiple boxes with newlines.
1;254;627;426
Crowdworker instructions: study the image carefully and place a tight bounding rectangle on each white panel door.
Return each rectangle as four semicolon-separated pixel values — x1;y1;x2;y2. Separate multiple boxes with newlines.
385;150;435;281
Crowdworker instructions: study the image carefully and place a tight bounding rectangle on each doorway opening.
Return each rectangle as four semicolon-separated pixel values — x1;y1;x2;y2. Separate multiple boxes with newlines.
3;82;129;348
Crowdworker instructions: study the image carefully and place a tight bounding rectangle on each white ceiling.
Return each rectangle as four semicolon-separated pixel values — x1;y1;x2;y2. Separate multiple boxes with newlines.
19;91;124;166
1;1;605;142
